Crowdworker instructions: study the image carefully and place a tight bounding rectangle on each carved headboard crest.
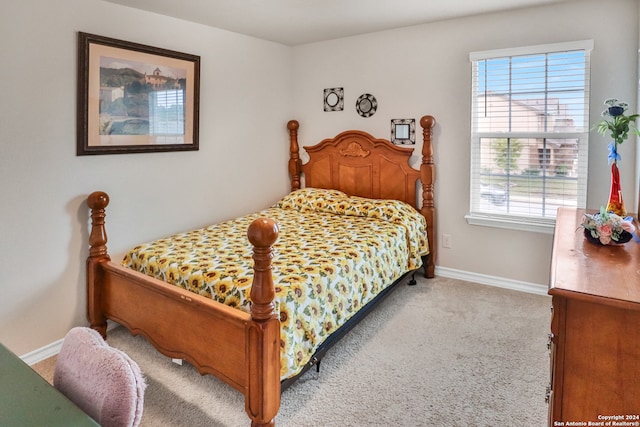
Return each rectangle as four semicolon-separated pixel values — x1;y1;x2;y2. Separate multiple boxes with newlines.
339;141;370;158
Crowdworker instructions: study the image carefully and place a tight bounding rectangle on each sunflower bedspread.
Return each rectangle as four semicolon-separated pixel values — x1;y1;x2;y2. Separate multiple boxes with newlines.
122;188;428;380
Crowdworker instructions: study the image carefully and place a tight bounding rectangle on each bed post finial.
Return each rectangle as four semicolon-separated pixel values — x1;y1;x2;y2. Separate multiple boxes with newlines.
288;120;302;192
247;217;279;320
86;191;111;338
420;116;436;278
87;191;110;257
246;218;280;427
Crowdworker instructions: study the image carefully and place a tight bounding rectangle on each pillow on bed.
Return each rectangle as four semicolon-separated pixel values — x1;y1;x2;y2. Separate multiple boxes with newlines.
340;196;429;262
275;187;348;212
340;196;418;222
277;190;428;265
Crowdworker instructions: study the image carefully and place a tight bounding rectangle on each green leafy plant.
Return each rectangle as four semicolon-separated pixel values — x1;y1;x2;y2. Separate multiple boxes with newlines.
595;98;640;145
554;165;569;176
492;138;523;173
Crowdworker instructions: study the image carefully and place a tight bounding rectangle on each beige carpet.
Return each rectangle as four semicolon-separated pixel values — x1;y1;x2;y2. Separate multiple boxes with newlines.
36;276;551;426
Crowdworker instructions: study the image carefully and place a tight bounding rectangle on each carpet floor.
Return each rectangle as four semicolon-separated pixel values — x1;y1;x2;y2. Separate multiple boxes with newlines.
35;276;552;426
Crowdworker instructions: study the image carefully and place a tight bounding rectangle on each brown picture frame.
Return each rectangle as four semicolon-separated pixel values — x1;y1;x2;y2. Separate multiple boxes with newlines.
77;32;200;155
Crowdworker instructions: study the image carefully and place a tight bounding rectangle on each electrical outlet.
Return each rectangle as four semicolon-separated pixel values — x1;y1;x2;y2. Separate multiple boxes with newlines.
442;233;452;249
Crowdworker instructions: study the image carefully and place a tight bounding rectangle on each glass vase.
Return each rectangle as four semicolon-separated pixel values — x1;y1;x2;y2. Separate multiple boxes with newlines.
606;162;626;216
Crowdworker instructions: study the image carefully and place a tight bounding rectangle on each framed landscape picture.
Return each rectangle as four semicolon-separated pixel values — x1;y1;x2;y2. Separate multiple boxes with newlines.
77;32;200;155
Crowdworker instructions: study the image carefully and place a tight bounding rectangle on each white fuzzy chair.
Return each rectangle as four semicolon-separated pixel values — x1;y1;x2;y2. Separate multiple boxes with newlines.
54;327;146;427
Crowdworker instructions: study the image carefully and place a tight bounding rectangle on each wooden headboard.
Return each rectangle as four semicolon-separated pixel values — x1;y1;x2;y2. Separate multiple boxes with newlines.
287;116;437;278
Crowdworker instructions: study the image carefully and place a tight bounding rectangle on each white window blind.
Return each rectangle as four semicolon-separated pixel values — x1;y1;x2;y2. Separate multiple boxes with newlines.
467;41;592;233
149;89;185;144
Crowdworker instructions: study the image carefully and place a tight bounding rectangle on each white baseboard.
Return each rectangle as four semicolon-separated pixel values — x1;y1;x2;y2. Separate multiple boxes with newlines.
21;320;119;365
21;338;64;366
435;266;549;296
23;269;547;364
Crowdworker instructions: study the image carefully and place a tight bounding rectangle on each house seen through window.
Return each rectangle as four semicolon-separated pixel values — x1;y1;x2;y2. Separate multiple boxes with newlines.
467;41;593;233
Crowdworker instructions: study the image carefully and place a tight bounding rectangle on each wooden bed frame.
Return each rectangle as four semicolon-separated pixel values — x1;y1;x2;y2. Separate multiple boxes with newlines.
86;115;436;426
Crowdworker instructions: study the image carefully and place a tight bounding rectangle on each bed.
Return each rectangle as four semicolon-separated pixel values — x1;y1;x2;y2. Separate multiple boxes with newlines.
86;115;436;426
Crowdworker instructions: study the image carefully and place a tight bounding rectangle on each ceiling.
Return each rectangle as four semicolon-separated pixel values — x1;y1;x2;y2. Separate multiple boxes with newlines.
104;0;571;46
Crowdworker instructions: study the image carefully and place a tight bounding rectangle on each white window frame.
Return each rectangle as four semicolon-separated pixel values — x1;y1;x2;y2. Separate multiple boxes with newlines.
466;40;593;234
149;89;185;135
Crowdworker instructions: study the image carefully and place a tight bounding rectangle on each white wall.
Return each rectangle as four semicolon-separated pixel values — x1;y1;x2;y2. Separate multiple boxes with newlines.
291;0;639;286
0;0;292;355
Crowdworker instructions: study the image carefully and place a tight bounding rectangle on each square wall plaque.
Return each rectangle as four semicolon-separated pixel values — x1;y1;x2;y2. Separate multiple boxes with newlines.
323;87;344;112
391;119;416;144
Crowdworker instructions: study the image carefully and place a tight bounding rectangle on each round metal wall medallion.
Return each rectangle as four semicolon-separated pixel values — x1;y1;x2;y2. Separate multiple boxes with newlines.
356;93;377;118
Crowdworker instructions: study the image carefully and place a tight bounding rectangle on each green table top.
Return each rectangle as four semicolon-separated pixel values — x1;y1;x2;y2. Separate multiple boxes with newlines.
0;343;100;427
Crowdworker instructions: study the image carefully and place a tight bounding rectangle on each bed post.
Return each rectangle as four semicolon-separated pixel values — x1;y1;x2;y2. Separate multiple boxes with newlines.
86;191;111;338
287;120;302;192
420;116;437;279
246;218;281;427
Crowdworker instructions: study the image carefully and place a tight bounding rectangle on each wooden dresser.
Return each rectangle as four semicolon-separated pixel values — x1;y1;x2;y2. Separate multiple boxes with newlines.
548;207;640;425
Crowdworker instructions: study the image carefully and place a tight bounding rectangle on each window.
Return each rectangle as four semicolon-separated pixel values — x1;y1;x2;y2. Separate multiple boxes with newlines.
149;89;185;144
467;41;593;233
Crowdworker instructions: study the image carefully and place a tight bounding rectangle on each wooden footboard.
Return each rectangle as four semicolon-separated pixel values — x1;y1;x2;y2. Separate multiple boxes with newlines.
86;192;280;426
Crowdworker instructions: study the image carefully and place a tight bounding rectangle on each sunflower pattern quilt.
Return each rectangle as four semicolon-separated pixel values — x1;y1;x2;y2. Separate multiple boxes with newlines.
122;188;428;379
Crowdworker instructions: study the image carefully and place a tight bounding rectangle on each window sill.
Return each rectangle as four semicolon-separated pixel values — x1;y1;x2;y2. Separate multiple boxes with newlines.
465;213;555;234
